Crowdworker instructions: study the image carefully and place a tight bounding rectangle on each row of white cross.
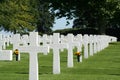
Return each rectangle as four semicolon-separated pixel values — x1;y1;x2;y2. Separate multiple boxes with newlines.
0;32;117;80
0;34;12;60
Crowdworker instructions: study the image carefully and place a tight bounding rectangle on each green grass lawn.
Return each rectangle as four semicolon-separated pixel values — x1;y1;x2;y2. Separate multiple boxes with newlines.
0;42;120;80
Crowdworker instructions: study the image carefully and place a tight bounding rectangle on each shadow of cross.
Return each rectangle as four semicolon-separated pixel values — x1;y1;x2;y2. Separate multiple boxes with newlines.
17;32;49;80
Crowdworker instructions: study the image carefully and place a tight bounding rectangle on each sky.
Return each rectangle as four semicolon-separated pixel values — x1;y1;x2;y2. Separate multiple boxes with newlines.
52;17;74;31
0;17;74;35
0;30;12;35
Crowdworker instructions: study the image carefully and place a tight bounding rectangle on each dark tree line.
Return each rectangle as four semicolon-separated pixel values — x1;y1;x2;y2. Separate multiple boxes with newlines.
0;0;120;35
45;0;120;34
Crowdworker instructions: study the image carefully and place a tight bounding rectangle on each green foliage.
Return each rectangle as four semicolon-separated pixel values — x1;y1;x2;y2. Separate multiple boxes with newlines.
0;0;54;34
32;0;55;33
0;0;35;33
45;0;120;34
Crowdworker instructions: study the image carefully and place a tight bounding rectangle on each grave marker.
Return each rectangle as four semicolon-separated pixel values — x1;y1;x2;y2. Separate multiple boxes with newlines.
67;34;80;67
50;33;68;74
75;34;83;52
89;35;94;56
83;34;89;58
0;34;13;61
93;35;97;54
18;32;49;80
0;50;12;61
0;34;3;50
12;34;21;61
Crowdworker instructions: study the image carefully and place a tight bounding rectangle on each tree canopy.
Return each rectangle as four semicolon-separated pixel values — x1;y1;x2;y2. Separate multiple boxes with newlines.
0;0;120;34
0;0;54;34
45;0;120;34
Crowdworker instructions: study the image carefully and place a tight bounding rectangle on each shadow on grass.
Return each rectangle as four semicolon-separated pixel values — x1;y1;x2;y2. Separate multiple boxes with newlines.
40;65;52;68
39;72;52;75
16;71;52;75
16;72;28;74
109;74;120;76
109;42;120;45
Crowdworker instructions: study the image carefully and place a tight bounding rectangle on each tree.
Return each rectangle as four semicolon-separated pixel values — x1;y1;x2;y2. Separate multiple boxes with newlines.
44;0;120;34
0;0;54;34
108;1;120;28
30;0;55;33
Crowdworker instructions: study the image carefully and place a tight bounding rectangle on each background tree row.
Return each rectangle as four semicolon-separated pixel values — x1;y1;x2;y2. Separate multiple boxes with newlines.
0;0;120;35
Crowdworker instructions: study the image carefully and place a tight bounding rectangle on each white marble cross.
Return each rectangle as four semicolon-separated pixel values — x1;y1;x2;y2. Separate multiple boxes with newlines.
0;34;3;50
75;34;83;52
83;34;89;59
12;34;21;50
0;34;13;61
0;34;6;50
40;34;50;54
5;35;10;47
0;50;13;61
50;33;68;74
66;34;80;67
42;34;49;46
89;35;94;56
21;34;29;46
17;32;49;80
93;35;97;54
12;34;21;61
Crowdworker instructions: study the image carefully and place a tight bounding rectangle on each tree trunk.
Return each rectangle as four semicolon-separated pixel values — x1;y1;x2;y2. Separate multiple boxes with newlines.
97;19;107;35
98;26;106;35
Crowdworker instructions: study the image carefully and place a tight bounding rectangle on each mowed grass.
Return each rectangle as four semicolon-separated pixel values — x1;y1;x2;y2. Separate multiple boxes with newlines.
0;42;120;80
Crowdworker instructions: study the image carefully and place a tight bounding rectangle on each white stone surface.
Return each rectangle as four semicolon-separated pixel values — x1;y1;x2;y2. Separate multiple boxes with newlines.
93;35;97;54
0;50;13;61
12;34;21;50
0;34;3;50
66;34;80;67
21;34;29;46
50;33;68;74
89;35;94;56
83;34;89;59
80;55;82;62
75;34;83;52
17;32;49;80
